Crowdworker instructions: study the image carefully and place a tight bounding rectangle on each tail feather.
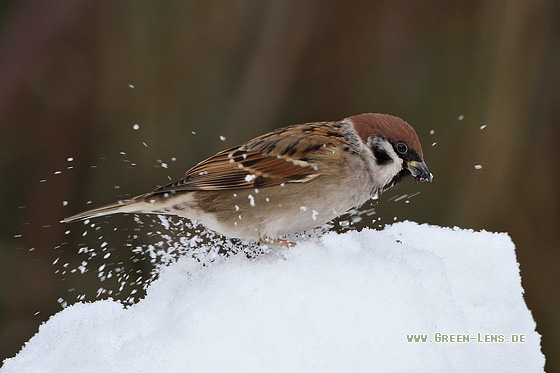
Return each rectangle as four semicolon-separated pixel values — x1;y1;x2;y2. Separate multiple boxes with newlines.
61;198;149;223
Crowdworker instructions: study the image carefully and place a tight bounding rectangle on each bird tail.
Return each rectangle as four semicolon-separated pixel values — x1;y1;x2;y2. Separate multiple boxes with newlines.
61;194;153;223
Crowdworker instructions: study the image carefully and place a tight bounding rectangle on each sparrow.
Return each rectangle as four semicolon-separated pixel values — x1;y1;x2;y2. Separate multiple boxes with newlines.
62;113;432;247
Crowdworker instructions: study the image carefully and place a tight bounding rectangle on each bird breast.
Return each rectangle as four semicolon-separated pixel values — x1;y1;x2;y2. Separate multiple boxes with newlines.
187;149;377;241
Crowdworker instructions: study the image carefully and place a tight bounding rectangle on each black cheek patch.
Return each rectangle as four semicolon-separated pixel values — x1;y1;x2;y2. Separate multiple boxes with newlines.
373;146;392;165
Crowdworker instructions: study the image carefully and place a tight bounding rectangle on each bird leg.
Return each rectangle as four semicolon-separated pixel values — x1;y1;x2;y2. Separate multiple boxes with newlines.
260;237;296;248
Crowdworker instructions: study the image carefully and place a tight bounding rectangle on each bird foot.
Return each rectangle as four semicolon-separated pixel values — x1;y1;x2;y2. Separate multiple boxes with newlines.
260;238;296;248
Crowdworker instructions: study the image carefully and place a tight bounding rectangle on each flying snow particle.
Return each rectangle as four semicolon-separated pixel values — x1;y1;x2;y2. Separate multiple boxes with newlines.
245;174;256;182
392;194;408;202
62;201;68;206
133;124;140;130
458;115;464;121
474;164;483;170
67;157;74;162
429;130;435;135
128;84;135;89
351;215;362;223
248;194;255;207
480;125;487;130
312;210;319;221
219;135;226;141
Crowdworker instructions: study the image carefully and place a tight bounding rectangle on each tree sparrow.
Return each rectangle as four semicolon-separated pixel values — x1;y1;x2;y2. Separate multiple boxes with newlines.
62;113;432;246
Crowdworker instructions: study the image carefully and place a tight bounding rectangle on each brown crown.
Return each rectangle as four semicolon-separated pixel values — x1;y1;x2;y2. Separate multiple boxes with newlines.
347;113;424;158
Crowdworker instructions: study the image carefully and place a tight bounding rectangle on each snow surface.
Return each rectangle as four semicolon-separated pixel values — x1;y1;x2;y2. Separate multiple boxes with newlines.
2;222;544;372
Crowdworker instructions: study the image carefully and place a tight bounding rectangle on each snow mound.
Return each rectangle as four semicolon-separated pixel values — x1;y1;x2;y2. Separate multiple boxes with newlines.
2;222;544;372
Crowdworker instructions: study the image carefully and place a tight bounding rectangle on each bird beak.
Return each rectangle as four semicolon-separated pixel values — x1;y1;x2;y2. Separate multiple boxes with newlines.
407;160;433;183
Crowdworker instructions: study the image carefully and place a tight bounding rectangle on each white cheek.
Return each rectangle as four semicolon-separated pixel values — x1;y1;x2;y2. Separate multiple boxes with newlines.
373;158;402;185
366;140;403;187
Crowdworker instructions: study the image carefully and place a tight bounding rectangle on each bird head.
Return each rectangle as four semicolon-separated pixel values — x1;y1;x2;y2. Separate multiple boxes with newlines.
348;113;433;191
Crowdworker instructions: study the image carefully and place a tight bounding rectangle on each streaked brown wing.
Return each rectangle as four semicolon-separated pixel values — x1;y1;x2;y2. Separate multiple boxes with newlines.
151;121;350;193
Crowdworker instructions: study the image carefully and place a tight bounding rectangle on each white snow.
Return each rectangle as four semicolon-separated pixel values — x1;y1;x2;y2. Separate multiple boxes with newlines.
1;222;544;372
247;194;255;207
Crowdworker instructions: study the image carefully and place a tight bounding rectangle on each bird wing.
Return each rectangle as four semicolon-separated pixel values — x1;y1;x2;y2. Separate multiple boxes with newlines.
150;121;351;193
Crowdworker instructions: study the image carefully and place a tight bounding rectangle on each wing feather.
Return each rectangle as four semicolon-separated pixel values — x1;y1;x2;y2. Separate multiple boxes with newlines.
150;121;351;194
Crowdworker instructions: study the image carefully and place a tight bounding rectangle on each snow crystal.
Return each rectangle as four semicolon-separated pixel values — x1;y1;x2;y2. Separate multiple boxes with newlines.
248;194;255;207
1;223;544;372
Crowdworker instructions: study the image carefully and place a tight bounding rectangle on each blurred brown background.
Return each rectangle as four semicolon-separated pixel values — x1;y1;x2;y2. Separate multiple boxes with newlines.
0;0;558;369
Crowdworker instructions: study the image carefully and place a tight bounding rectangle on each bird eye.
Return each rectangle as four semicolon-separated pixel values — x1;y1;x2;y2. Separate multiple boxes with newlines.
396;142;408;154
